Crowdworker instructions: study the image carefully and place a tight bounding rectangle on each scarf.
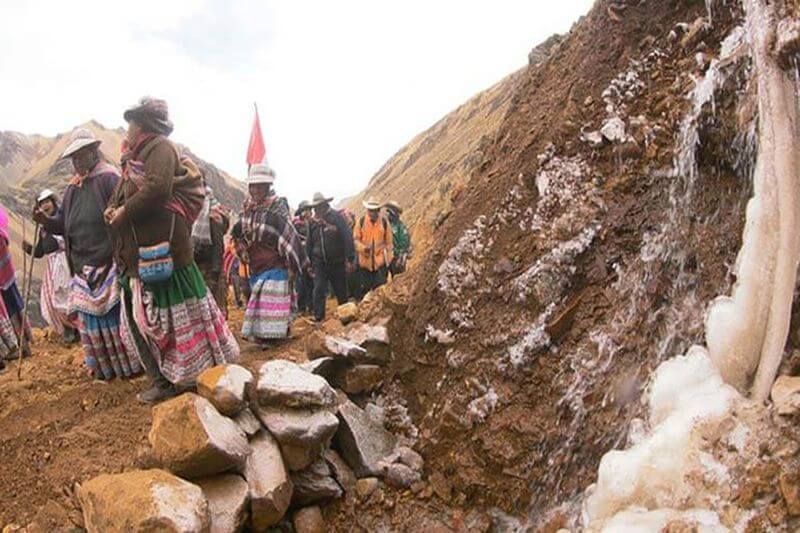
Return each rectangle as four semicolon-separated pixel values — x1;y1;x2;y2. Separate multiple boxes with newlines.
191;186;222;246
241;195;308;274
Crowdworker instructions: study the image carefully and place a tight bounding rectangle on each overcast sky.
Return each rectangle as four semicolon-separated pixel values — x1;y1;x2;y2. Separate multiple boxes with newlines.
0;0;594;206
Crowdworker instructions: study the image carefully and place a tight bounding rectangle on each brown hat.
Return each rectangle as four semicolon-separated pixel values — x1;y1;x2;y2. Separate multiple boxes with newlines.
123;97;174;136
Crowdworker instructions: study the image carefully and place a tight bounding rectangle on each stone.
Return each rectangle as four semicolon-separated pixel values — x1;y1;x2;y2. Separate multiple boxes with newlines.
77;469;209;533
346;323;391;364
395;446;424;472
305;330;334;360
780;470;800;516
149;393;250;479
355;477;379;501
292;506;325;533
255;406;339;450
256;360;336;409
429;471;452;502
290;458;343;506
279;442;321;472
334;399;397;477
196;364;253;417
301;356;351;385
323;449;357;493
600;117;627;143
342;365;383;394
384;463;421;489
243;431;293;531
337;302;359;324
196;474;249;533
771;375;800;415
233;407;262;438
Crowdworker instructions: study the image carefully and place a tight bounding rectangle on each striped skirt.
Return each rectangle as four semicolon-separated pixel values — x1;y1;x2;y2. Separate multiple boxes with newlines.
242;268;291;340
41;250;74;336
0;294;18;359
120;263;239;386
70;264;141;380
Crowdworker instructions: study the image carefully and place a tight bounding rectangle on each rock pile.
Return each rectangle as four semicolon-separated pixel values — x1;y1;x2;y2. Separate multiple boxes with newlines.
76;321;425;532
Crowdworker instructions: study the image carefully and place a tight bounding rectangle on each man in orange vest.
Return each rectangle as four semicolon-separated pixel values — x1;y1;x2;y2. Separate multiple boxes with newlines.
353;198;393;300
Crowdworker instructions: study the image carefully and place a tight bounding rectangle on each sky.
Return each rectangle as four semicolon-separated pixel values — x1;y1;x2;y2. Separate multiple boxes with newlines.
0;0;594;207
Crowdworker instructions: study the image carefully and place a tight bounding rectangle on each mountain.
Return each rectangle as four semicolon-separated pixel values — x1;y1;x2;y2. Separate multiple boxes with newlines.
0;121;246;324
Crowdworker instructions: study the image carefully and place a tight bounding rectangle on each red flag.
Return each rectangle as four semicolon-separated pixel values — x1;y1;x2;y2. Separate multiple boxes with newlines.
246;106;266;166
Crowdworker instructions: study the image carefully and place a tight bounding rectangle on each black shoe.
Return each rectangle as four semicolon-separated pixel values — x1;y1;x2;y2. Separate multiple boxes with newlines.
136;383;177;404
0;359;5;373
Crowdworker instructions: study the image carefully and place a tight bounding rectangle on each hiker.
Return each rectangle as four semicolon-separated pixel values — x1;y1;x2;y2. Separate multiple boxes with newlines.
23;190;78;343
294;201;313;315
384;200;411;276
33;129;140;380
239;164;309;343
193;185;230;317
353;197;393;299
106;97;239;403
0;205;21;370
307;192;355;321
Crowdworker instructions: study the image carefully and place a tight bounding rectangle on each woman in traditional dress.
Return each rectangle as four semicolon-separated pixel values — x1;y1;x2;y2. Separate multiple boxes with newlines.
238;164;309;344
105;97;239;404
33;129;141;380
24;190;78;343
0;205;21;370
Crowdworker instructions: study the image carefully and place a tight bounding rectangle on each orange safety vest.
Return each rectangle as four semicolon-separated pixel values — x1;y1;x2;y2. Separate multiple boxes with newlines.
353;214;393;272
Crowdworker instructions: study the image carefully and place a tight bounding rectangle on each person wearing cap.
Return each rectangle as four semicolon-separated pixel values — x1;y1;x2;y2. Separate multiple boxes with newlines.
239;164;309;343
384;200;411;276
307;192;355;321
23;190;78;343
107;97;239;403
33;128;140;380
293;200;314;315
353;197;393;299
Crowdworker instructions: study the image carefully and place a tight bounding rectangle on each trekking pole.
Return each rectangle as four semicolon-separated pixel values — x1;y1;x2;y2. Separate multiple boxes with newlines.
17;221;39;379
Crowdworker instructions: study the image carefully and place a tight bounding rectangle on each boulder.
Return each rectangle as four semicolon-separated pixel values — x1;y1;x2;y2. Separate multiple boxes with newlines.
306;330;371;362
233;407;262;438
355;477;379;501
255;406;339;450
334;399;397;477
279;442;322;472
395;446;424;472
323;449;357;493
290;458;343;506
243;431;293;531
77;469;209;533
149;393;250;478
196;474;249;533
196;364;253;417
342;365;383;394
771;375;800;415
293;506;326;533
345;324;391;364
301;357;351;385
256;360;336;409
337;302;359;324
305;330;333;360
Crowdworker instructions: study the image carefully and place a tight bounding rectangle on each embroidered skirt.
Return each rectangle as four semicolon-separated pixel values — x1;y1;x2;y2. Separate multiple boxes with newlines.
242;268;291;340
120;262;239;386
0;294;18;359
70;264;141;380
41;250;74;335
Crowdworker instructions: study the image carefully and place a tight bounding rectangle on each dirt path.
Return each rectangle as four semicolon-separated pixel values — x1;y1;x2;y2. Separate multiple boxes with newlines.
0;306;317;528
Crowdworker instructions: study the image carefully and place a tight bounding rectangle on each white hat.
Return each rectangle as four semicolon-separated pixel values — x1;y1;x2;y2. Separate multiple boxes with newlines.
247;163;275;184
61;128;101;159
362;197;382;210
37;189;57;204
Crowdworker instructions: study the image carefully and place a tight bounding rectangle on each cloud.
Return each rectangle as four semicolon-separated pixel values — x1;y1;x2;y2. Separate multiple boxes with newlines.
0;0;593;207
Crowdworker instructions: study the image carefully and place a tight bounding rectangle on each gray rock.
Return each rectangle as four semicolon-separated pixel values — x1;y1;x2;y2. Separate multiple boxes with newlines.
384;463;421;489
233;407;262;438
293;506;326;533
290;458;343;506
256;360;336;409
334;399;397;477
300;357;351;386
395;446;424;472
243;431;293;531
196;364;254;417
345;324;391;364
196;474;249;533
255;406;339;449
342;365;383;394
279;441;322;472
323;449;357;493
149;393;250;479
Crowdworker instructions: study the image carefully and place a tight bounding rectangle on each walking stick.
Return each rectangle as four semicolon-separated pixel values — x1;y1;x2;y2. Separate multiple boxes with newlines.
17;220;39;379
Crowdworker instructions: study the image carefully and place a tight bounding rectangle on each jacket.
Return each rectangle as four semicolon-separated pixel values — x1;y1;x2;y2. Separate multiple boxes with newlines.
109;135;194;279
307;208;355;265
353;214;393;271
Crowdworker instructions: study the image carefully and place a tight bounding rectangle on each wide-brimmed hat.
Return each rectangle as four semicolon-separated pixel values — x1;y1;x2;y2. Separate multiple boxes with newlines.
247;163;275;185
310;192;334;207
123;96;174;136
362;197;382;210
36;189;57;204
60;128;102;159
383;200;403;214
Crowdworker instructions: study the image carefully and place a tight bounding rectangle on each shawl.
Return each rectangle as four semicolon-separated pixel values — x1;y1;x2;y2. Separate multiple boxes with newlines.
241;196;309;274
0;205;15;290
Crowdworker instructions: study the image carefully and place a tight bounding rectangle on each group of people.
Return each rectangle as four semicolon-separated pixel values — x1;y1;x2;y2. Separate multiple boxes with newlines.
0;95;412;406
